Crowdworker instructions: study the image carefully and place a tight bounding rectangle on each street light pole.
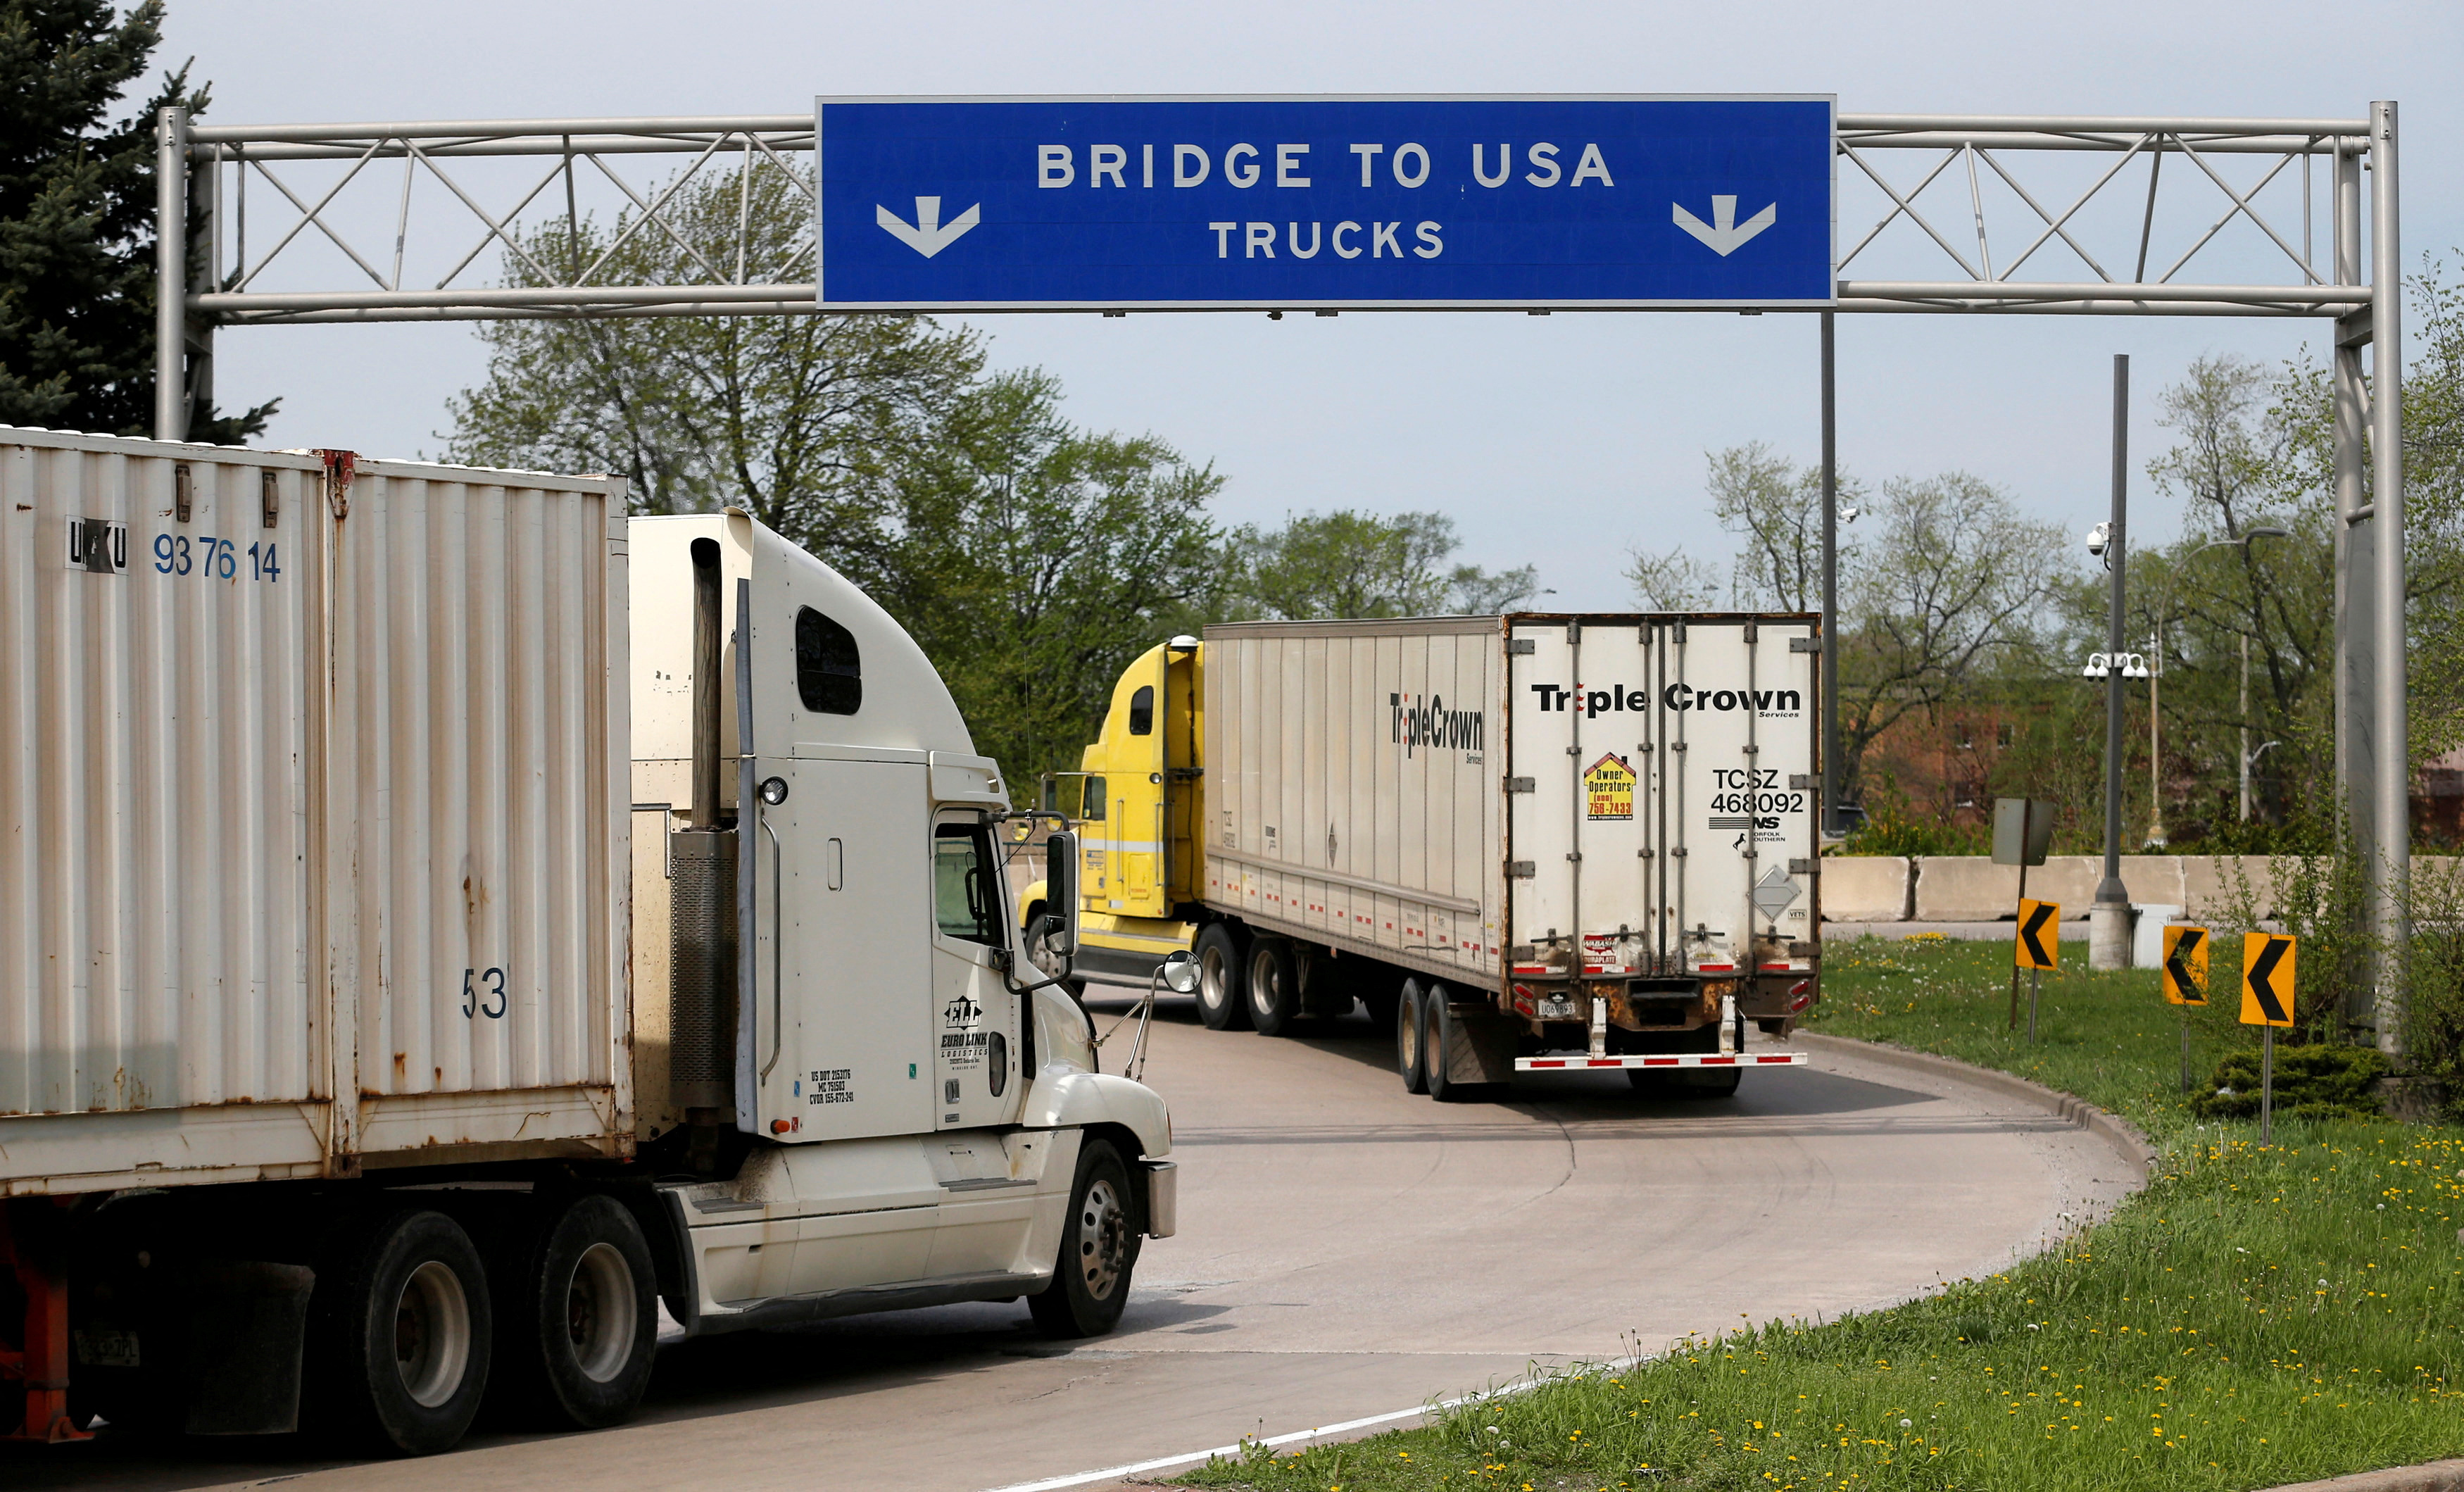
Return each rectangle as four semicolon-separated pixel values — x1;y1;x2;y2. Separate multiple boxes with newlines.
2147;618;2165;847
2092;355;2132;970
1821;311;1841;837
2239;633;2251;822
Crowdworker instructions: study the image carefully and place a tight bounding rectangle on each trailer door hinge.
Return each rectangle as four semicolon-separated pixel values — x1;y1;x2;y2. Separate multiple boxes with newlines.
1507;639;1537;656
1507;861;1538;878
1790;637;1820;654
1788;773;1815;789
1506;777;1535;794
1565;851;1583;863
1788;858;1818;876
1742;743;1758;754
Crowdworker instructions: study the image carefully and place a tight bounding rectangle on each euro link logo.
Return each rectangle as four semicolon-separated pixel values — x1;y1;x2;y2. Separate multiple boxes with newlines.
1390;692;1484;758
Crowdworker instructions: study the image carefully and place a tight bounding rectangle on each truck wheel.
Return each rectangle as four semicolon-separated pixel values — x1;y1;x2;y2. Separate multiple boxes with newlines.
1395;978;1428;1093
491;1195;658;1429
1423;986;1466;1102
1030;1139;1141;1339
1193;924;1250;1030
1247;939;1302;1036
311;1209;492;1456
1676;1068;1743;1099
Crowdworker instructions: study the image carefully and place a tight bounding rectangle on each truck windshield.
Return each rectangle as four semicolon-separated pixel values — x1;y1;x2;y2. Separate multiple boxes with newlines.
933;820;1003;947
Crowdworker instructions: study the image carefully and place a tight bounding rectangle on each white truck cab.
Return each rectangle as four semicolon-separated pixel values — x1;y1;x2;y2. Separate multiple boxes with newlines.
627;510;1176;1343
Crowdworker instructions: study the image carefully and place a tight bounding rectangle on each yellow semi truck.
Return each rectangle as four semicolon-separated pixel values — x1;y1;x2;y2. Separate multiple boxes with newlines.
1023;615;1823;1102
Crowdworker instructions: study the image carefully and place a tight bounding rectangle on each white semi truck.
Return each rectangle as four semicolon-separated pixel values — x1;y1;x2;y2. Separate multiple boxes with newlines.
0;428;1173;1454
1032;616;1822;1099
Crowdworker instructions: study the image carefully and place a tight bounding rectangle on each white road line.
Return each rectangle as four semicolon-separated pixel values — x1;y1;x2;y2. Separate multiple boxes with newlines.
978;1353;1650;1492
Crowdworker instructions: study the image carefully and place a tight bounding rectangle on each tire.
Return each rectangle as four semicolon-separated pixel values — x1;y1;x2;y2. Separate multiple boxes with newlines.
1247;939;1302;1036
1029;1139;1141;1339
1423;985;1464;1102
1676;1067;1743;1099
491;1194;658;1430
1193;924;1250;1032
1395;977;1428;1093
309;1209;492;1456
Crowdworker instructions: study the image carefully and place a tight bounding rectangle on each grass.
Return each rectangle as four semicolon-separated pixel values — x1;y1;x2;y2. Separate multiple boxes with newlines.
1178;936;2464;1492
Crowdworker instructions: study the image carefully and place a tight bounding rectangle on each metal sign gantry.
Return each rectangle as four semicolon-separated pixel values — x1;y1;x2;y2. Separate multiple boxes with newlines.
150;101;2409;1051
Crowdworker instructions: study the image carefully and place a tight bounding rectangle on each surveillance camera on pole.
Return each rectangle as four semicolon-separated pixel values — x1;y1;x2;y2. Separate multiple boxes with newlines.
2085;522;2112;565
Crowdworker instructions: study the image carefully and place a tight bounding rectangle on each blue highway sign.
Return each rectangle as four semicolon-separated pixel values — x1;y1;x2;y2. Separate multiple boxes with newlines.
815;96;1835;310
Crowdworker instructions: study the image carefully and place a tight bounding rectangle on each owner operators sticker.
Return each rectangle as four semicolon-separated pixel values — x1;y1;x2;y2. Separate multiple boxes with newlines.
1585;753;1635;820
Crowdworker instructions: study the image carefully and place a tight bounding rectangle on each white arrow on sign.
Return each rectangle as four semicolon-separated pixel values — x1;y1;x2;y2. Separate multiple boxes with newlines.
876;196;981;258
1673;195;1778;256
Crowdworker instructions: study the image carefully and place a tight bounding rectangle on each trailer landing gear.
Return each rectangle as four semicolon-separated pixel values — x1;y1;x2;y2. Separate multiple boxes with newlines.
1;1199;92;1443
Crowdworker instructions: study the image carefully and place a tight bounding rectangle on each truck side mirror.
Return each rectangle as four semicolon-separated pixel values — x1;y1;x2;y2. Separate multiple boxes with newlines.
1043;830;1081;958
1160;950;1198;994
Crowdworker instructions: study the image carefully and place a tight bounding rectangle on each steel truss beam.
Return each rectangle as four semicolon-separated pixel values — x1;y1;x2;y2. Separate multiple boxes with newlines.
149;103;2410;1056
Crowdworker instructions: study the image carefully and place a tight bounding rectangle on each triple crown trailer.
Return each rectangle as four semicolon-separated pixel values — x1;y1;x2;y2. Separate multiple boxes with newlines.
1028;615;1821;1099
0;427;1171;1454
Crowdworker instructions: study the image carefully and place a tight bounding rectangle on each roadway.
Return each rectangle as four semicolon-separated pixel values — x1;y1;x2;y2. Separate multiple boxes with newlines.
7;993;2134;1492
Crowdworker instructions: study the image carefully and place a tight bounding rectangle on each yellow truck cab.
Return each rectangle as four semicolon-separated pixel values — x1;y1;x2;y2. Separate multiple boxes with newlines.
1026;636;1207;986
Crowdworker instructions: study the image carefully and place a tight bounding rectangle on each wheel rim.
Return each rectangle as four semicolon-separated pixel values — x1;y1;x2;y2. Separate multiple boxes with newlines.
1250;956;1281;1020
1399;999;1421;1073
1199;946;1229;1014
392;1260;472;1409
565;1241;639;1384
1075;1176;1131;1301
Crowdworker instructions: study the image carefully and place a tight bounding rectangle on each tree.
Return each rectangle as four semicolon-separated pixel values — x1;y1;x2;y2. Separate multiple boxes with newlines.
862;369;1226;784
447;160;981;575
1706;440;1867;612
1623;544;1723;610
1226;508;1536;620
0;0;269;438
1834;472;2068;808
446;159;1228;791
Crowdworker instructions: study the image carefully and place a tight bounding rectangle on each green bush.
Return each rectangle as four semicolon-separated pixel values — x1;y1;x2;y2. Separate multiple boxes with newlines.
2189;1043;2392;1121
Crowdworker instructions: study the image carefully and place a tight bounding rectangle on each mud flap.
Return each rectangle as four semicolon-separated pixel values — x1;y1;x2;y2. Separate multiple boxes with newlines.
1441;1006;1520;1087
183;1262;315;1435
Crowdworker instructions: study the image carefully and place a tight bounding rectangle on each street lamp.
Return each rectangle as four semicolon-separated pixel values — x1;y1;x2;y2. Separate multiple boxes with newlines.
2178;526;2293;822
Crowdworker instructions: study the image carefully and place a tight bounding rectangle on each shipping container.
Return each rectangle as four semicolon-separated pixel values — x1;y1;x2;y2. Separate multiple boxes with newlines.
0;430;631;1194
0;427;1173;1455
1043;613;1822;1097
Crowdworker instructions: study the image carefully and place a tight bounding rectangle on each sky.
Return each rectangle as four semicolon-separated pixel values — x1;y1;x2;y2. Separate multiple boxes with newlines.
158;0;2463;611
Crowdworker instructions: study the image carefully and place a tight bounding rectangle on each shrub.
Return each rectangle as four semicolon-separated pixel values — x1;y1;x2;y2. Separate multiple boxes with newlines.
2190;1042;2392;1121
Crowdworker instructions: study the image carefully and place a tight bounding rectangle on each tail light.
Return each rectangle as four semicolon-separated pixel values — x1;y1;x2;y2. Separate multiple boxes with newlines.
1788;979;1811;1012
1511;983;1537;1017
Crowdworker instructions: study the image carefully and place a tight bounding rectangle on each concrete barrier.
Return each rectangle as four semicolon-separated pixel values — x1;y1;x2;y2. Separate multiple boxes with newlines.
1821;856;1911;920
1828;852;2464;925
1909;855;2187;922
2181;855;2275;920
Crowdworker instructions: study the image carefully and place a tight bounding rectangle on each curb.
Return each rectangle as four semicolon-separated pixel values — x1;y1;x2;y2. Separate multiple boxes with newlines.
2253;1460;2464;1492
1790;1031;2161;1183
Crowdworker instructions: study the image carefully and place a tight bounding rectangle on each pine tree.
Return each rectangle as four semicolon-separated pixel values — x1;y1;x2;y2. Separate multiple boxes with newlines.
0;1;272;439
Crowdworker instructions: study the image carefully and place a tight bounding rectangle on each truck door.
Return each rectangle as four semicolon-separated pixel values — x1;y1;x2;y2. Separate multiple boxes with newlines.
752;755;934;1142
930;810;1024;1130
1098;664;1170;920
